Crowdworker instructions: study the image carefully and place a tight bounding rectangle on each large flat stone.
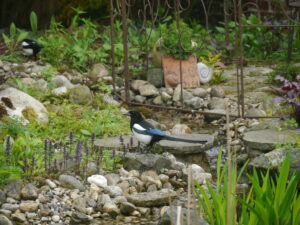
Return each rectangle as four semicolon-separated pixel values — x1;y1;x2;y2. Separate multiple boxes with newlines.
94;134;214;156
249;148;300;172
113;151;173;172
243;129;300;153
126;189;177;207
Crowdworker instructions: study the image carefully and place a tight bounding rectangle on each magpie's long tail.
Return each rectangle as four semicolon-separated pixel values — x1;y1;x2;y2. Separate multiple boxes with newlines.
162;135;207;144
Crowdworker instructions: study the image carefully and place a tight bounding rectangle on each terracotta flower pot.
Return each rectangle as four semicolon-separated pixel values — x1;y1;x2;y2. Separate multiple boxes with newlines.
162;54;200;88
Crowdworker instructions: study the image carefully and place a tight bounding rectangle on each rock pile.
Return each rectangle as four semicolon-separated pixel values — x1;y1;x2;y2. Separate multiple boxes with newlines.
0;153;212;224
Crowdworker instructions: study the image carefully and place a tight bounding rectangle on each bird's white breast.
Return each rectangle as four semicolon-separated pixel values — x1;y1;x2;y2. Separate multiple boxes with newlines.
23;48;33;56
132;123;152;144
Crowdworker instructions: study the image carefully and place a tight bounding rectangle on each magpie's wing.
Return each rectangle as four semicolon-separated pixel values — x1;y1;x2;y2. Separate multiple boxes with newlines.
133;120;165;137
132;126;165;137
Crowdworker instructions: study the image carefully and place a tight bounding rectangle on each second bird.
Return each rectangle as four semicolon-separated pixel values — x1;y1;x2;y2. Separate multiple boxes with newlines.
21;39;43;60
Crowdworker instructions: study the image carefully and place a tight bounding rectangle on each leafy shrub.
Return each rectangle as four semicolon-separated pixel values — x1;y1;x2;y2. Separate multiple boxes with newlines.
159;19;196;59
200;52;227;84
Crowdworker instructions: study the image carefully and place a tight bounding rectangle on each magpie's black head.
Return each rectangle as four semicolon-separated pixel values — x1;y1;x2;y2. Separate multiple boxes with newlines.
126;110;144;123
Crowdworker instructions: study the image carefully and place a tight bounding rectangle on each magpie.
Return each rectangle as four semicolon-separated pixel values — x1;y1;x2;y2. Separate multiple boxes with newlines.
21;39;43;60
126;110;207;147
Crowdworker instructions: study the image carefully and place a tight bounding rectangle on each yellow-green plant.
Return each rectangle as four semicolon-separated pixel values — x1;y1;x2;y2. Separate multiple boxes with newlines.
200;52;227;84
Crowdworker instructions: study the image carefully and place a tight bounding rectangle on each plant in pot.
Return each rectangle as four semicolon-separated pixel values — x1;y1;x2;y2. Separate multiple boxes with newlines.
153;19;199;88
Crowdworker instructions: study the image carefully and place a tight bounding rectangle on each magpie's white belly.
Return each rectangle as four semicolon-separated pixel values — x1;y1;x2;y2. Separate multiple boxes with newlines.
132;129;152;144
23;48;33;56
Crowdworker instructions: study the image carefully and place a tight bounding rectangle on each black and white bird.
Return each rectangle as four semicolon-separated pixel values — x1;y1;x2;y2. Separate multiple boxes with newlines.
21;39;43;60
126;110;207;147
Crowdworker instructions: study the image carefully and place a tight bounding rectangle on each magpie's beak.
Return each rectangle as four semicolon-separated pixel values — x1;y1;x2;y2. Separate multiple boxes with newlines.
123;111;130;116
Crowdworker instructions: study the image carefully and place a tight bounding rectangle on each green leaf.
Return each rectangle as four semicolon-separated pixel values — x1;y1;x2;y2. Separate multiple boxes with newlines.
16;32;28;43
81;129;91;136
30;11;38;36
2;33;11;45
10;22;16;37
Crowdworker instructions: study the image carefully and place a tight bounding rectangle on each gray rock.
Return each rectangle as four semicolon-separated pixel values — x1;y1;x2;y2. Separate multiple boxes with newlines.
246;107;266;117
161;91;172;102
0;87;48;124
120;89;135;101
0;189;6;206
11;210;26;222
52;215;60;222
0;215;13;225
134;95;146;103
86;198;97;208
120;202;136;215
127;189;177;207
52;86;68;96
102;94;120;107
19;201;39;212
33;79;48;92
98;193;112;208
211;87;225;98
208;97;226;110
4;180;22;200
51;75;74;89
105;173;120;186
139;84;159;97
247;118;289;131
71;212;92;224
243;129;300;153
261;96;281;114
87;63;109;82
95;134;213;157
184;96;204;109
147;68;164;88
113;196;127;205
86;162;98;174
1;203;19;211
204;109;227;122
104;186;122;197
73;197;87;213
21;183;38;200
173;85;193;102
59;174;84;191
249;148;300;172
192;88;207;98
69;85;92;105
171;124;191;135
153;95;163;105
158;206;209;225
131;80;148;91
102;202;119;217
147;184;158;192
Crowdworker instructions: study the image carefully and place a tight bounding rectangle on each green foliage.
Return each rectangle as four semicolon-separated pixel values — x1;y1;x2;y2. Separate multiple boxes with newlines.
30;11;38;37
267;65;300;83
0;120;44;184
195;148;248;225
2;23;28;54
200;52;227;84
159;19;196;59
39;12;102;72
238;152;300;225
195;148;300;225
